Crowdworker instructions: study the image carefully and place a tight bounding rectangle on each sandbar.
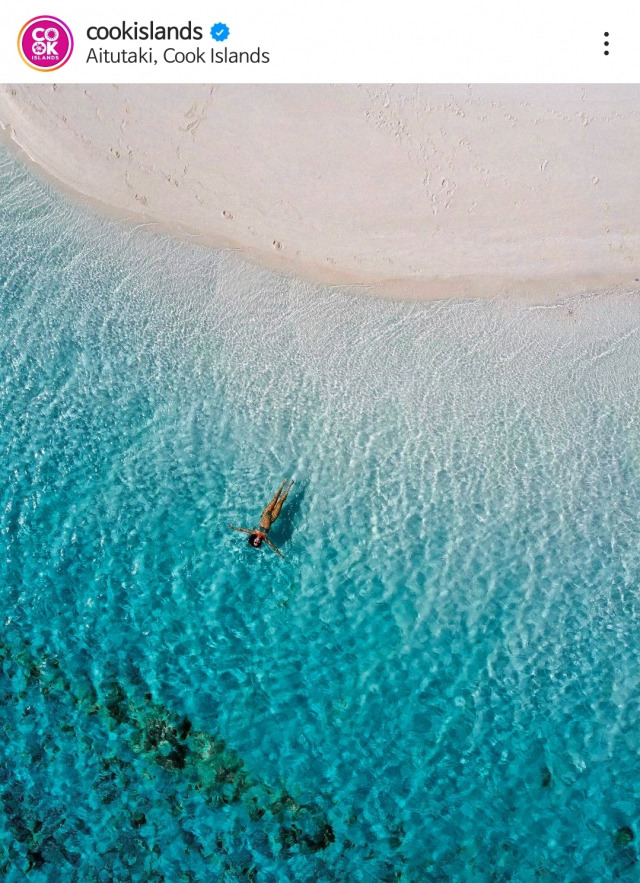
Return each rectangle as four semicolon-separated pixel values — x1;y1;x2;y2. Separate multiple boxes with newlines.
1;84;639;300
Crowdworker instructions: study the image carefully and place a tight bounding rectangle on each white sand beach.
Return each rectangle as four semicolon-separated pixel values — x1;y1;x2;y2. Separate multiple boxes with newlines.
1;83;639;299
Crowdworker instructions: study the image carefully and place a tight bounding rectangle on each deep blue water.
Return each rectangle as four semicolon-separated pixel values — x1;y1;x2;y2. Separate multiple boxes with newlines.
1;147;640;881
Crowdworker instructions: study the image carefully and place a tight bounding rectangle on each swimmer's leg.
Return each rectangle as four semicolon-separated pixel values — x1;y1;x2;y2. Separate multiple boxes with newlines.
265;478;289;515
271;479;294;522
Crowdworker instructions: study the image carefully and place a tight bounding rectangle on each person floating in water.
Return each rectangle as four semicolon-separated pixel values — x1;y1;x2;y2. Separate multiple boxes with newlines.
228;478;294;558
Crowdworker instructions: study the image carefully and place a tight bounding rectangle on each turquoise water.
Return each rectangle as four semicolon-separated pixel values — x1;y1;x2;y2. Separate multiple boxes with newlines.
1;146;640;882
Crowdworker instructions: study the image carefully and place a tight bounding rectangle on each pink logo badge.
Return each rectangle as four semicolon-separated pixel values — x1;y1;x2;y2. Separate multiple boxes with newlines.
18;16;73;71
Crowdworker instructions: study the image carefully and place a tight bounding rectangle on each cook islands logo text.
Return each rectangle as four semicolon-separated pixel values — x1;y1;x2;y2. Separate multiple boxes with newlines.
18;16;74;71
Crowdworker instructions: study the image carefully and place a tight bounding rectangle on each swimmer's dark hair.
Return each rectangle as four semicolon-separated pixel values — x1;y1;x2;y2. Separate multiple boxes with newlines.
248;533;263;548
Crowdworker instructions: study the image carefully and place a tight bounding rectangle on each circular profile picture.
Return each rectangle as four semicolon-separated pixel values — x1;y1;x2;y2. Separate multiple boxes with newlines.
18;16;73;71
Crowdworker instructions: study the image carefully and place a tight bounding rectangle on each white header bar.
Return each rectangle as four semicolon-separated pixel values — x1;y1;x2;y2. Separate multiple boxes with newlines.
1;0;639;83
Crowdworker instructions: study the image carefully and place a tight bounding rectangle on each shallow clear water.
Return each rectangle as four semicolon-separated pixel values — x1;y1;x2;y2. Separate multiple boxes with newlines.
1;147;640;882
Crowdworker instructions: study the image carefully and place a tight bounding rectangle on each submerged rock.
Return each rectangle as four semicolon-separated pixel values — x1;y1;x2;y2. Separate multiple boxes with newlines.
177;715;192;740
541;766;552;788
389;821;405;850
302;821;335;853
131;811;146;829
26;849;45;872
103;682;131;726
163;743;189;771
615;826;635;847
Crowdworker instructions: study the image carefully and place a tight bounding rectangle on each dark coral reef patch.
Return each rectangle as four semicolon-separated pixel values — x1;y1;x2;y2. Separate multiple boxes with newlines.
0;628;337;878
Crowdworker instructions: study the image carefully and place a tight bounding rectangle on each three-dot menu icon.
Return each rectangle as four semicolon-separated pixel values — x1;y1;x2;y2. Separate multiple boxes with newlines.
604;32;609;55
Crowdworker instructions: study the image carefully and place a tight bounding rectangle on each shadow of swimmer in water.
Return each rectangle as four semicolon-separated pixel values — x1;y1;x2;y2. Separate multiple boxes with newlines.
228;478;294;558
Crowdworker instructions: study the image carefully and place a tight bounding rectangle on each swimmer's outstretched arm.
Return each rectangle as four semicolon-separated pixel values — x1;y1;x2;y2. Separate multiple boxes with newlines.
265;538;284;558
228;525;254;534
